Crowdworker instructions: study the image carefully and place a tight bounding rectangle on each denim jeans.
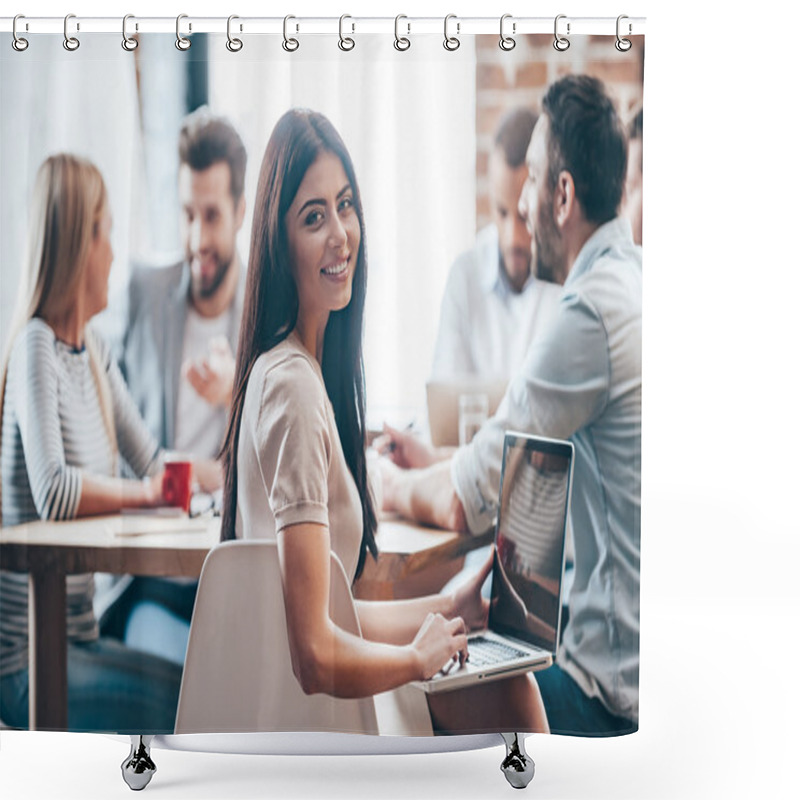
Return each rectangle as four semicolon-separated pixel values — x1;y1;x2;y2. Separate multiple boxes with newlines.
0;637;182;733
100;576;195;666
534;662;636;737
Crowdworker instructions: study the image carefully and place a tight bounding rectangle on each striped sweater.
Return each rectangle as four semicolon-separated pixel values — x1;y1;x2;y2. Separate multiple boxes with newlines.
1;318;160;676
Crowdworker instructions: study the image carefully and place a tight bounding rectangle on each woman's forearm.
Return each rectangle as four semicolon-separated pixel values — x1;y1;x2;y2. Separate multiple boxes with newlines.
75;473;160;517
281;524;468;696
355;593;455;645
294;619;423;697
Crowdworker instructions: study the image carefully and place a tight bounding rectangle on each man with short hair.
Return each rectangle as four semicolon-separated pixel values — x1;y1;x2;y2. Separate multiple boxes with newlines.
100;108;248;662
382;75;641;735
430;107;561;381
119;107;247;482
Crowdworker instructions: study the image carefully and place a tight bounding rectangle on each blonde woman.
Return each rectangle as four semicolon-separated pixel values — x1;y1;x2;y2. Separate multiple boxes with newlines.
0;154;181;732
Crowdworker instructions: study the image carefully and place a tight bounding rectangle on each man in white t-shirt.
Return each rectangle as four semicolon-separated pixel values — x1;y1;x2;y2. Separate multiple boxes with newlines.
101;108;247;662
430;107;562;382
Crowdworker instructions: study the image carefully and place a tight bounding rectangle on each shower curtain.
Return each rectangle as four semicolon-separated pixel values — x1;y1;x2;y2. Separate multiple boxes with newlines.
0;21;643;741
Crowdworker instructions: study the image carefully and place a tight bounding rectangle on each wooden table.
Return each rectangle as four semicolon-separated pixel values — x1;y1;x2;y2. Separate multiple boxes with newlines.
356;517;493;600
0;512;490;731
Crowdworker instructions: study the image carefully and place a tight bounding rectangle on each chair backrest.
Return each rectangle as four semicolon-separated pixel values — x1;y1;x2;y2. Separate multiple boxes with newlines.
175;539;379;735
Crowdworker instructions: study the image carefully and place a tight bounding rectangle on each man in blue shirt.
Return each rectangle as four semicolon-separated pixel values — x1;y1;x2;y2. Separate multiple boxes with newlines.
381;74;641;735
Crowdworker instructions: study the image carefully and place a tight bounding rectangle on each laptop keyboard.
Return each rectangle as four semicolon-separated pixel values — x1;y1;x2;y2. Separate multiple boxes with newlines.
466;636;529;668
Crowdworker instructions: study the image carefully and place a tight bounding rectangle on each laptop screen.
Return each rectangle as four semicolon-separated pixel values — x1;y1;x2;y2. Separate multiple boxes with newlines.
488;433;574;654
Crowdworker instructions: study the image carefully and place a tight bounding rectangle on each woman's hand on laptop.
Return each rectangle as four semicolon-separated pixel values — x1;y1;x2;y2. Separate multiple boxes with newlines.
450;547;493;631
410;612;469;680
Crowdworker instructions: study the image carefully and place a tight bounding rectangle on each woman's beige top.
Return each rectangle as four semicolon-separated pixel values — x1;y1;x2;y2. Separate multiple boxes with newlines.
235;331;363;583
232;331;432;736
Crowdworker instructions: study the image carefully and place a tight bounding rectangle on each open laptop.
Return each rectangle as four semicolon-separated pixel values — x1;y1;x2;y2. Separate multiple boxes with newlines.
426;378;508;447
414;431;574;693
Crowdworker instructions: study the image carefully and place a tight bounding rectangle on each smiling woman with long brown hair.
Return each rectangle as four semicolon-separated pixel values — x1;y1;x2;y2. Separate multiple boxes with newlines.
220;109;549;734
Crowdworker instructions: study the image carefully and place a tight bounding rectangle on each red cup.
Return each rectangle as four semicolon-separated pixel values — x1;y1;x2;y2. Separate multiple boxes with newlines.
162;460;193;512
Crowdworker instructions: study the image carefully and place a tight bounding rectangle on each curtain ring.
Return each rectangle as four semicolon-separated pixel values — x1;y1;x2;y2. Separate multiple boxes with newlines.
122;14;138;51
12;15;29;52
394;14;411;51
283;15;299;52
443;14;460;52
63;14;80;51
227;15;243;52
338;14;355;51
176;14;191;51
615;15;632;52
499;14;516;51
553;14;570;52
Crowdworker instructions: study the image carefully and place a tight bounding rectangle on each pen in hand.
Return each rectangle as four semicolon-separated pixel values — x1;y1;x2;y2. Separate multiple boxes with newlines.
379;421;414;454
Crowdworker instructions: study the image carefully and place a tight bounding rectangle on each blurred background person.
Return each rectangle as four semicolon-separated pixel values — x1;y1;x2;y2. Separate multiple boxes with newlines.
99;108;248;666
0;154;181;732
117;107;247;489
430;107;561;382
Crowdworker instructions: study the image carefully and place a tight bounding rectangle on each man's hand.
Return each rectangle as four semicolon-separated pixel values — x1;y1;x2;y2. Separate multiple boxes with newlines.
377;456;402;512
379;457;468;533
192;457;224;493
183;335;235;408
374;423;449;470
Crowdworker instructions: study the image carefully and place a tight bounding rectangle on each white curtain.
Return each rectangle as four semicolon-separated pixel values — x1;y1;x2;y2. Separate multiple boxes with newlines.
0;34;143;355
1;33;476;421
207;34;476;421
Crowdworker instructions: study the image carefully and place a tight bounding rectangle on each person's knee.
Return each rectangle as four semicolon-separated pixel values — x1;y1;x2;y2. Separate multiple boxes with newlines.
124;601;191;666
0;674;29;729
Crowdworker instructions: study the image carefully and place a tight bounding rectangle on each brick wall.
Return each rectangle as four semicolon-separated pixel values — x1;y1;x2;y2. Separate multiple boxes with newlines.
475;34;645;230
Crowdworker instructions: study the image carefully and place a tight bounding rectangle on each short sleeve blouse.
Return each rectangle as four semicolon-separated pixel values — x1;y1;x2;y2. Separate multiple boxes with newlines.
235;332;364;583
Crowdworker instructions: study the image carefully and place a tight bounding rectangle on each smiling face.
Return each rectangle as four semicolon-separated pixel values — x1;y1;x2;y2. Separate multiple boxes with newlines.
179;161;244;302
285;151;361;348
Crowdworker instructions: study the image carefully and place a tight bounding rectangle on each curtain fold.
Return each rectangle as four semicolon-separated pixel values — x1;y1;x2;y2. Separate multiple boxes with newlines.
0;34;143;354
207;34;476;416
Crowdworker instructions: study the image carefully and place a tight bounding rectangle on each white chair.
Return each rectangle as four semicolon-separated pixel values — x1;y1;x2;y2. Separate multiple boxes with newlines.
174;539;432;737
121;540;522;791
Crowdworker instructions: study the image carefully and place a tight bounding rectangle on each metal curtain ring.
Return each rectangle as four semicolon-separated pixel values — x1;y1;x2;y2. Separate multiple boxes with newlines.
63;14;80;51
338;15;355;51
444;14;460;51
12;14;29;52
283;15;299;52
553;14;570;52
176;14;191;51
394;14;410;51
615;15;632;52
122;14;138;51
227;15;243;52
499;14;516;51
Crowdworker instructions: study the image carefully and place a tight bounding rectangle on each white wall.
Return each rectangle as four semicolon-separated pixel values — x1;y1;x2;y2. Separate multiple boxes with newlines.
0;33;143;357
206;34;476;421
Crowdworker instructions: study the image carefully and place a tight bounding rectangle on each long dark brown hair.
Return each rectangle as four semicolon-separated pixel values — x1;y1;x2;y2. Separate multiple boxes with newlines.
219;109;378;580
